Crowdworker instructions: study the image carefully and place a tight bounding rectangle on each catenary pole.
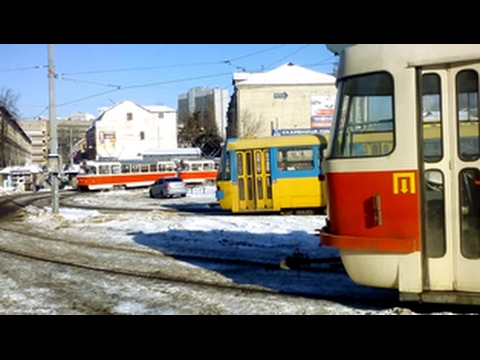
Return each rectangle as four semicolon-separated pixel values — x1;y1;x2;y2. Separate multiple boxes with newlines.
48;44;59;214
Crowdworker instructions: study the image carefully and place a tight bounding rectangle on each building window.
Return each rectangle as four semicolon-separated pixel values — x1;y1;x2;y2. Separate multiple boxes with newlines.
158;113;164;119
127;113;133;121
140;131;145;140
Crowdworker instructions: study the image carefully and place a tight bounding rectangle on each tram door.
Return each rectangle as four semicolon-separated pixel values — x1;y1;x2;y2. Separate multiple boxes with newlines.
420;65;480;293
236;150;273;211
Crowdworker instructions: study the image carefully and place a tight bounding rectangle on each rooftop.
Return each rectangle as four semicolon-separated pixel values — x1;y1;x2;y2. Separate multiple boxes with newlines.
234;62;336;86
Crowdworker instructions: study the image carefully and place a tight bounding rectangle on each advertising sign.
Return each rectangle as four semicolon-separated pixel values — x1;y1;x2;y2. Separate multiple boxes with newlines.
311;95;335;130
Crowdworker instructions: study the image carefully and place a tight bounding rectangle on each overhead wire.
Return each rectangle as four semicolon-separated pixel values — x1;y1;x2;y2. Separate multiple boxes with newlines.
59;44;287;76
263;44;312;69
21;44;333;114
0;64;48;72
53;45;291;108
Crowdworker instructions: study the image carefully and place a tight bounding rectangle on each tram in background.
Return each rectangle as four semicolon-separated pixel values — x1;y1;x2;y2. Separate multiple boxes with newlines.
76;160;177;191
320;44;480;305
215;134;328;214
177;159;218;185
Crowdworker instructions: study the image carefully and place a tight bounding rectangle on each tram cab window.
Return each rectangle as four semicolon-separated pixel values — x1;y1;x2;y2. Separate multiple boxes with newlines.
329;72;395;158
112;165;121;174
217;152;231;181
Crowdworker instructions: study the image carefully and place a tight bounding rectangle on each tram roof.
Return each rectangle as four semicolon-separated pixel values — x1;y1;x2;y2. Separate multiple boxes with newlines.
335;44;480;77
226;135;328;150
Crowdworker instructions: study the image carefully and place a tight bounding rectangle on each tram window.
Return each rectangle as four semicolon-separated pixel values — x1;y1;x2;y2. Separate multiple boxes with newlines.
150;164;158;172
460;169;480;259
112;165;121;174
265;151;271;174
277;147;314;171
238;178;245;200
121;165;130;174
329;72;394;158
255;152;262;174
246;152;252;176
266;176;272;199
247;177;253;200
203;162;213;171
131;165;140;173
424;170;446;258
141;165;149;173
237;153;243;176
457;70;479;161
256;176;263;200
422;73;443;162
99;165;110;175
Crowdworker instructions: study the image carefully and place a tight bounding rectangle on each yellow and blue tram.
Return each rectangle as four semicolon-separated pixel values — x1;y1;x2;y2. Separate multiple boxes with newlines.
215;135;328;214
321;44;480;305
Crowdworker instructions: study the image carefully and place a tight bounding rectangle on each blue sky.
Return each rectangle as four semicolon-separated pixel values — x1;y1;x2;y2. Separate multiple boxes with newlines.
0;44;337;119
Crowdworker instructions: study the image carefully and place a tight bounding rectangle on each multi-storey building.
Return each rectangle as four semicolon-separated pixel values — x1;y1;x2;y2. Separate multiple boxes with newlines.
18;111;94;167
17;118;48;165
0;104;32;168
178;86;229;140
227;62;337;138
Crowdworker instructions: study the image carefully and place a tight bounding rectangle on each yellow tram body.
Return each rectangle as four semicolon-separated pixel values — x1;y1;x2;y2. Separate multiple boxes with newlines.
216;135;328;214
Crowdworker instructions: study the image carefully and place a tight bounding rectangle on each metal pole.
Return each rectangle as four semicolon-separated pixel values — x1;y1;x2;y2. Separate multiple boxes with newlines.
48;44;59;214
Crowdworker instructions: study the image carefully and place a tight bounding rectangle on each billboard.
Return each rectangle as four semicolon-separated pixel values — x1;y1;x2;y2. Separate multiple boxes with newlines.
310;95;335;130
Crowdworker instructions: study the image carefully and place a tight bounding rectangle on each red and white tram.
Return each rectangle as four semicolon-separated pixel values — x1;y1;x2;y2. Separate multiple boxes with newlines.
76;160;177;191
177;159;218;185
321;44;480;305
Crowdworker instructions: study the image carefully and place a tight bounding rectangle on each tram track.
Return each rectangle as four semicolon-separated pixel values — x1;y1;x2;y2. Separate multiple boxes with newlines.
0;190;402;312
0;221;349;304
3;190;345;275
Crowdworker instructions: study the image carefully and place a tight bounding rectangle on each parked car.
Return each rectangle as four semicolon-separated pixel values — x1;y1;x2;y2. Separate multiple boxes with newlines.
149;177;188;198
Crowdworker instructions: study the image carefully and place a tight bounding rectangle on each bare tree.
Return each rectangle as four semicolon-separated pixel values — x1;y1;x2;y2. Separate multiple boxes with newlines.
0;87;20;118
239;109;267;138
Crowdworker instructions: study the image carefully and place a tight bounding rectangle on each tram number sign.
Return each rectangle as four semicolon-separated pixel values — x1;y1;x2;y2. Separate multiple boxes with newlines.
393;172;416;195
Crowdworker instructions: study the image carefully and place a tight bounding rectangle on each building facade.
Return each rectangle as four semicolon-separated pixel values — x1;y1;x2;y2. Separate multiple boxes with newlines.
85;99;177;161
19;112;94;167
227;62;337;139
0;104;32;168
17;118;48;165
178;87;229;140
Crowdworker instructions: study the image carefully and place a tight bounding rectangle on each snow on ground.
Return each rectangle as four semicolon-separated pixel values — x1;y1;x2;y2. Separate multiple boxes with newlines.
0;186;466;314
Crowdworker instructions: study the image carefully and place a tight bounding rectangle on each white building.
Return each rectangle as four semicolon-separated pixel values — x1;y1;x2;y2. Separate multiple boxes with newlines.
86;99;177;161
